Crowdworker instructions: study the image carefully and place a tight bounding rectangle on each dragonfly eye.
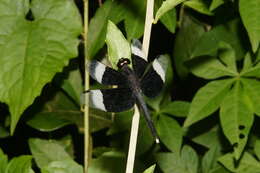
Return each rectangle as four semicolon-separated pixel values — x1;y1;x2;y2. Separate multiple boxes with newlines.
117;58;130;68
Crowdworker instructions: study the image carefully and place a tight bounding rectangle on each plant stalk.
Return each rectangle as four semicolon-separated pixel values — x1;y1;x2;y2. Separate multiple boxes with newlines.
125;0;154;172
83;0;90;172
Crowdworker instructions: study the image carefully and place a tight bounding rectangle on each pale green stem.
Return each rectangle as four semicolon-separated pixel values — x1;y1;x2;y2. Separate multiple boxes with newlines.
83;0;90;172
125;0;154;173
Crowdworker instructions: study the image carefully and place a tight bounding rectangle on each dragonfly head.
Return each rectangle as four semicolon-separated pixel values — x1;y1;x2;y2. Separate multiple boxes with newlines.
117;58;130;69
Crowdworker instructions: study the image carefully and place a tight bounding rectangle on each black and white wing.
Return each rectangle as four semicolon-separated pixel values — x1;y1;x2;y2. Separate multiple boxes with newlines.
131;39;148;78
88;60;126;86
88;88;135;112
141;56;167;98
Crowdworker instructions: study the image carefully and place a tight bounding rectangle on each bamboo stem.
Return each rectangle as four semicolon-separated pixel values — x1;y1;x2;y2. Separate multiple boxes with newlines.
125;105;140;173
125;0;154;172
83;0;90;172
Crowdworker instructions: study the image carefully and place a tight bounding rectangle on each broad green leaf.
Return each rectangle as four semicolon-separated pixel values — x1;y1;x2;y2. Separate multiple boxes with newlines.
87;0;125;58
241;53;253;73
124;0;146;40
240;63;260;77
219;152;260;172
184;0;213;16
209;0;224;11
41;160;83;173
184;79;234;127
254;139;260;161
5;156;33;173
156;145;198;173
160;101;190;117
218;42;237;73
192;127;221;149
220;81;254;159
154;0;186;23
29;138;71;168
88;151;125;173
181;145;199;173
239;0;260;52
61;68;83;105
157;115;183;153
136;117;154;155
0;0;82;134
202;145;221;173
0;125;9;138
241;78;260;116
156;153;184;173
0;148;8;173
27;112;73;132
26;91;83;132
143;164;156;173
155;0;177;33
173;14;205;78
188;56;237;79
106;21;131;69
191;21;245;60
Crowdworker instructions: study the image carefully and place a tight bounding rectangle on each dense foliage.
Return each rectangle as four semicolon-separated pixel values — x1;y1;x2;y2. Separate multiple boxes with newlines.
0;0;259;172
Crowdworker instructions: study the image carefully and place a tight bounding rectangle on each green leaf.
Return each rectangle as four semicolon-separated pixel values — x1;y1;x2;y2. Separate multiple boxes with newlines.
160;101;190;117
184;0;213;16
219;152;260;172
173;14;205;78
27;112;73;132
157;115;183;153
61;68;83;105
241;62;260;77
184;79;234;127
209;0;224;11
6;156;33;173
0;148;8;173
0;125;9;138
154;0;186;23
106;21;131;69
241;53;253;74
88;151;125;173
239;0;260;52
220;81;254;159
188;56;237;79
0;0;82;134
124;0;146;40
202;145;221;173
192;127;221;149
241;78;260;116
26;91;82;132
143;164;156;173
41;160;83;173
29;138;71;168
254;139;260;161
156;145;198;173
155;0;177;33
87;0;125;58
191;21;245;60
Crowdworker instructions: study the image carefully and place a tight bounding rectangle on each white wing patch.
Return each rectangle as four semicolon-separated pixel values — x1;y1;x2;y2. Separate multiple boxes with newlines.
153;59;166;82
89;90;106;111
131;45;147;61
93;62;106;83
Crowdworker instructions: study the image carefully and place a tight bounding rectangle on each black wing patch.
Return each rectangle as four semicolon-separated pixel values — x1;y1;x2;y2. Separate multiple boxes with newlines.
88;60;126;86
141;57;167;98
131;39;148;78
89;88;135;112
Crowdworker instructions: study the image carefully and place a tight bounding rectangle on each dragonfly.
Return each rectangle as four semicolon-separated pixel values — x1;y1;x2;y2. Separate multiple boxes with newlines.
85;40;167;143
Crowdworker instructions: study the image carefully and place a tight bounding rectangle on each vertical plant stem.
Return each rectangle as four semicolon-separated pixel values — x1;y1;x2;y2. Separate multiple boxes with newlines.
142;0;154;57
125;105;140;173
83;0;89;172
125;0;154;173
